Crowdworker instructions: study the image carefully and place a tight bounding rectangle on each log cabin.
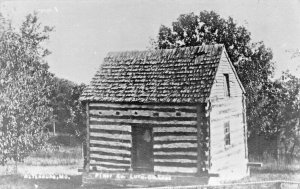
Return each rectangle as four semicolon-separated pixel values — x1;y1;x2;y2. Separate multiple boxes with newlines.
79;44;249;186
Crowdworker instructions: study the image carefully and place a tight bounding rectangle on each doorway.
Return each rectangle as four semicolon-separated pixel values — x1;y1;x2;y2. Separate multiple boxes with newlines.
132;126;154;172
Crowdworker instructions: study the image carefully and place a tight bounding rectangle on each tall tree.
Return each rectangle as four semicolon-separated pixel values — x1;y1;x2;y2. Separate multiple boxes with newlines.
154;11;275;154
0;13;54;164
50;77;86;140
276;72;300;161
67;83;87;141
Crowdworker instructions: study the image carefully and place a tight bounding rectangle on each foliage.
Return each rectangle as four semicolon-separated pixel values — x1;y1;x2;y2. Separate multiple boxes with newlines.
50;78;86;141
277;72;300;160
0;13;54;164
153;10;279;152
67;83;86;140
156;11;252;63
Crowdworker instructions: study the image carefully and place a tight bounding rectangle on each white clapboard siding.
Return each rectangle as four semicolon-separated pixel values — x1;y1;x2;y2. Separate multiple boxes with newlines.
210;51;243;99
208;50;247;177
210;112;242;122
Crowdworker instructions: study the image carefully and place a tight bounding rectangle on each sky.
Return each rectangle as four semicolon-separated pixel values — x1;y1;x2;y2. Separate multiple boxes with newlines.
1;0;300;84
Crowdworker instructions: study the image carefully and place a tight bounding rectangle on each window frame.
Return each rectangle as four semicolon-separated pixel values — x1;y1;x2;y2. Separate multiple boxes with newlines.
223;73;230;97
224;121;231;147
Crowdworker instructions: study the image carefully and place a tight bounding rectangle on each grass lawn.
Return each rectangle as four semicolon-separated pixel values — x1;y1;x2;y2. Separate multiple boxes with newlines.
0;175;82;189
1;172;300;189
0;134;85;188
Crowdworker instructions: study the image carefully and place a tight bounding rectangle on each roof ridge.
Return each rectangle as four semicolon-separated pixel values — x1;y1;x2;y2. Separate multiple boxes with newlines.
106;44;224;57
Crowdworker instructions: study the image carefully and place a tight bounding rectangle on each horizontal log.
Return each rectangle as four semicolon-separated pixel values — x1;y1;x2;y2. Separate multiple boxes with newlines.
154;159;197;163
89;102;196;110
90;136;131;143
90;147;131;155
153;140;197;145
90;157;130;165
90;153;131;161
90;114;197;122
90;140;131;148
90;117;197;125
154;161;196;167
154;166;197;173
89;165;126;172
90;120;197;128
90;124;131;132
90;150;131;158
154;142;197;149
154;132;196;137
90;159;130;166
153;151;197;156
154;154;196;160
90;162;130;169
89;109;197;117
90;143;131;151
90;132;131;141
154;135;197;141
153;148;197;153
90;128;131;135
153;127;197;133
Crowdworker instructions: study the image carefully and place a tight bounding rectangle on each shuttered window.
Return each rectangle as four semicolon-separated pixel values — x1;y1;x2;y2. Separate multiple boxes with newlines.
224;121;231;146
224;74;230;97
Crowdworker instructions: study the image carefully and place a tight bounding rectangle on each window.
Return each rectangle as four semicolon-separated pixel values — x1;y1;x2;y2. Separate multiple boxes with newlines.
224;121;231;146
224;74;230;97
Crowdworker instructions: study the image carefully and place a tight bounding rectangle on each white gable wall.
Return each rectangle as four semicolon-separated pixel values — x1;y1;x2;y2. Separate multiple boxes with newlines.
208;50;248;182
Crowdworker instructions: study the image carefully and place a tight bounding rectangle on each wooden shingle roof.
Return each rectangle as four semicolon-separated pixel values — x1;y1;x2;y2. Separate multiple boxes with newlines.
80;44;224;103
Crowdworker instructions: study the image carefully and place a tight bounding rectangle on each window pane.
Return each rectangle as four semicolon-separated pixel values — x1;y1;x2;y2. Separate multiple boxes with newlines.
224;121;230;146
224;74;230;97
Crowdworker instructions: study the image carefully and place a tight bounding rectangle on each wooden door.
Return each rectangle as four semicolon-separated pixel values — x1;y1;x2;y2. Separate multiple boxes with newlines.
132;126;153;172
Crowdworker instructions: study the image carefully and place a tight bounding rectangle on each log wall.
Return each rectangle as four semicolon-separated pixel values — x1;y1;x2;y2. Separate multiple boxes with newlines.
88;102;201;174
208;50;248;179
